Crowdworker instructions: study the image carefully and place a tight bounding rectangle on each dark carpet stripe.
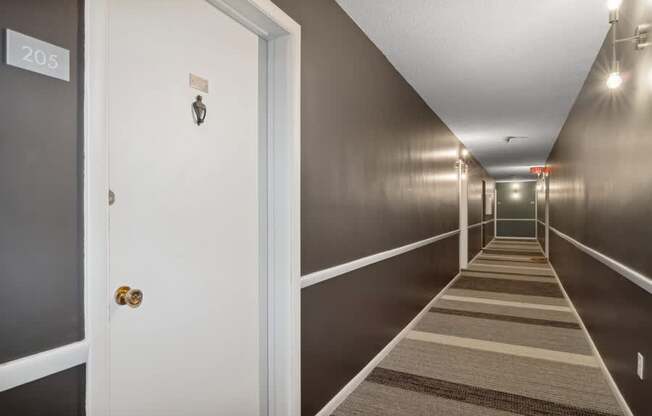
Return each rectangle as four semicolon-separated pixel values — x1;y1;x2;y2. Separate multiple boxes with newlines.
367;367;619;416
429;307;581;329
453;276;564;298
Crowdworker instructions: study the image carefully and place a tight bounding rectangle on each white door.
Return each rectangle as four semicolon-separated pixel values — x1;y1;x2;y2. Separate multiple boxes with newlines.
108;1;263;414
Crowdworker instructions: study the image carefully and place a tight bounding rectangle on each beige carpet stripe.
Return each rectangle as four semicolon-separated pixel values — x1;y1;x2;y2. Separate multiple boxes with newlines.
406;331;599;368
441;295;572;312
447;288;569;306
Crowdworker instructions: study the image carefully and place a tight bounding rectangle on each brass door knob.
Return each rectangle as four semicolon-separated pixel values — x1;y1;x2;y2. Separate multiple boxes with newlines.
115;286;144;308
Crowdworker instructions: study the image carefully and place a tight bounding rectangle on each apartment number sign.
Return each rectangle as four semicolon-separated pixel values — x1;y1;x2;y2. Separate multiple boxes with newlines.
5;29;70;81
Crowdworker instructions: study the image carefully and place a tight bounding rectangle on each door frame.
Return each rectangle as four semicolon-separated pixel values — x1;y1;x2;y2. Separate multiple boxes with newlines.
457;160;468;269
84;1;301;415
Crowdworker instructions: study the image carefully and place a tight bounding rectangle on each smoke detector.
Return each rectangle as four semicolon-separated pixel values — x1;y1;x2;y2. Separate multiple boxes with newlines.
505;136;528;143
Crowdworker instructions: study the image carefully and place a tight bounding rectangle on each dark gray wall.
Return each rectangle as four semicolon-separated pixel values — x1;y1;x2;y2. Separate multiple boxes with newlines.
496;182;535;238
0;0;84;365
546;1;651;413
0;0;85;411
301;236;458;416
268;0;491;414
0;366;85;416
288;0;460;274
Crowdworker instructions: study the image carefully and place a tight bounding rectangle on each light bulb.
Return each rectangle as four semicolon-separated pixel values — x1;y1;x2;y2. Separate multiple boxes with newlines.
607;0;622;10
461;148;469;158
606;72;623;89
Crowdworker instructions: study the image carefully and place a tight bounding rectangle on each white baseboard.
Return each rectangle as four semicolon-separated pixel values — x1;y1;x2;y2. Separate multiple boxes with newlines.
314;271;463;416
547;263;634;416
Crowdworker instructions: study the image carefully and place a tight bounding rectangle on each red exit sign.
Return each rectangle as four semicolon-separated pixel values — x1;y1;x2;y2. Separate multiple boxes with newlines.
530;166;551;175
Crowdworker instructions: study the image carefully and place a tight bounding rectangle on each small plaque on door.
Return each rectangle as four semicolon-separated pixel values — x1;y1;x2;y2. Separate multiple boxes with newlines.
190;73;209;93
5;29;70;81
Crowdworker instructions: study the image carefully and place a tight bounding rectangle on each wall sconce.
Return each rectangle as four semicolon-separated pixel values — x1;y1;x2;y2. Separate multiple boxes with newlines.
455;159;468;178
606;1;650;89
192;95;207;125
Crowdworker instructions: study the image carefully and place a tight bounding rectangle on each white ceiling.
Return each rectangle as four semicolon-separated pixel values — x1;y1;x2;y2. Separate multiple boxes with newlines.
336;0;610;179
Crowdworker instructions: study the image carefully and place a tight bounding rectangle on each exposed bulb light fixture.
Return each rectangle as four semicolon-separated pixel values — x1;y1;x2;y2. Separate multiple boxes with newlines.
606;1;651;89
461;148;469;158
607;69;623;89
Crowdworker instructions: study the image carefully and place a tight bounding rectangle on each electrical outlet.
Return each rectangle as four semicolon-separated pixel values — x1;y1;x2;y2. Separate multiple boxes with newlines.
637;353;645;380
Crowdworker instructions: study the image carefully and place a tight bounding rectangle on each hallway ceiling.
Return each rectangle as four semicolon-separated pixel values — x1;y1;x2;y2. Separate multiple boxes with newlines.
336;0;610;179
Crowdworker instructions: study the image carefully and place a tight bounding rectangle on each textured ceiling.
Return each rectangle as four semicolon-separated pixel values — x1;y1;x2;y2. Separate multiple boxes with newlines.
336;0;610;179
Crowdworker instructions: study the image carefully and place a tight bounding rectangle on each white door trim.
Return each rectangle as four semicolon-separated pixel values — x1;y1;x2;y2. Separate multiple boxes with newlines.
458;161;468;269
85;1;301;415
544;175;550;257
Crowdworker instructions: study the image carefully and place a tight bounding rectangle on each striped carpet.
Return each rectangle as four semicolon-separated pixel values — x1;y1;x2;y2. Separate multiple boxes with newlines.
332;238;623;416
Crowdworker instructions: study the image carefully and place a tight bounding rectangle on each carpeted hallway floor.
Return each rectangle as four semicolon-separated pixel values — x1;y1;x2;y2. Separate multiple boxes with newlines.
332;238;624;416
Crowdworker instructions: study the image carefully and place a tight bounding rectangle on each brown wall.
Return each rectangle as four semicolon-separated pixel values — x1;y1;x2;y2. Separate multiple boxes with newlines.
301;236;459;415
546;1;651;414
268;0;492;414
0;0;86;411
0;366;85;416
0;0;84;365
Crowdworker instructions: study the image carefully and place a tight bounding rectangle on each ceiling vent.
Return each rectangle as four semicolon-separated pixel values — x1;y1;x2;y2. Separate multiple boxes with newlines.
505;136;528;143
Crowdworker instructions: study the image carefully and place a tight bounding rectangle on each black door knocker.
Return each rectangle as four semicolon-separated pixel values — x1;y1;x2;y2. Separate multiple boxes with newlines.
192;95;207;125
